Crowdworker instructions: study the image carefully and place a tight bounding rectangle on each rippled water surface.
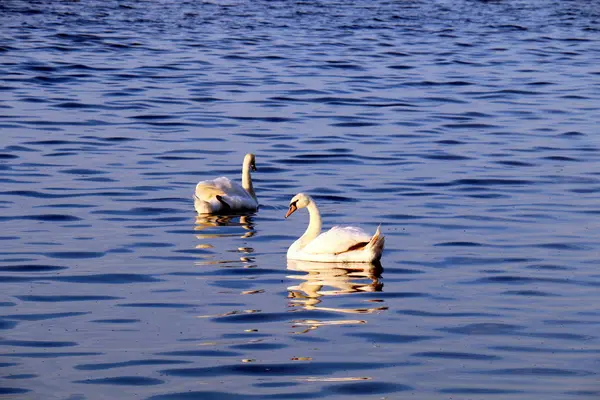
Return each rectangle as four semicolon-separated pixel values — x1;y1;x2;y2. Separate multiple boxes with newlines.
2;0;600;398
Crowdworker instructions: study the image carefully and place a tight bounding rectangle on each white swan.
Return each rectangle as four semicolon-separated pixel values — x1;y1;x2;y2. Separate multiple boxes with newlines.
194;153;258;214
285;193;384;263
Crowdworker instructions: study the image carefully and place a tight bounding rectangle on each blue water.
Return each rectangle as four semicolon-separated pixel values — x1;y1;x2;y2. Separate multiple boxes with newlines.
1;0;600;398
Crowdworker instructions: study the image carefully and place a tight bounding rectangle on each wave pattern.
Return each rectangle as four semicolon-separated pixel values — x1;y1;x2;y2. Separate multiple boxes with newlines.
1;0;600;398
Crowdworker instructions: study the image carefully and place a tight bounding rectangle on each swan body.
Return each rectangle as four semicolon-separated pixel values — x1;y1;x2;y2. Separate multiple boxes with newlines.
194;153;258;214
285;193;384;263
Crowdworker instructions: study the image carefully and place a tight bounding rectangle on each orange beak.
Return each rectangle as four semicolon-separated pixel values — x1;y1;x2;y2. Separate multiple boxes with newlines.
285;204;297;218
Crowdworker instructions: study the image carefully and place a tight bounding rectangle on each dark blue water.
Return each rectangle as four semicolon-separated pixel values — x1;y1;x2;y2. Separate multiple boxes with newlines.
1;0;600;398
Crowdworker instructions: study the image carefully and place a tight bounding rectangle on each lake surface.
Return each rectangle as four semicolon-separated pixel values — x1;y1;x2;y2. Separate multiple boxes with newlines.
1;0;600;398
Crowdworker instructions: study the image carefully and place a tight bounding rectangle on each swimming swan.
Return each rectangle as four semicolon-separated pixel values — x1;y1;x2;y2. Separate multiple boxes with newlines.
194;153;258;214
285;193;384;263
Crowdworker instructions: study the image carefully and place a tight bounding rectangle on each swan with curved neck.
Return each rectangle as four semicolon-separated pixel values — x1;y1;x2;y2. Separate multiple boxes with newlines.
285;193;384;263
194;153;259;214
240;153;257;201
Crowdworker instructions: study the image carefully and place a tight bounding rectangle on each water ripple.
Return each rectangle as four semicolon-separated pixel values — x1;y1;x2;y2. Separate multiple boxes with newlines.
161;361;398;378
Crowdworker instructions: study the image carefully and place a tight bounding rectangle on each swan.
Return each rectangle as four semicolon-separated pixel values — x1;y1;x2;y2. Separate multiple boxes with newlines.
285;193;384;263
194;153;258;214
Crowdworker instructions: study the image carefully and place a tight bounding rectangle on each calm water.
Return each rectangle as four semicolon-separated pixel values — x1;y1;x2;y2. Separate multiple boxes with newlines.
1;0;600;398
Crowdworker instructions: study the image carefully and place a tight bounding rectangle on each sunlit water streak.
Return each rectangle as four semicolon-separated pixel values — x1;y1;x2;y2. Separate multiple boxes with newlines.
1;0;600;399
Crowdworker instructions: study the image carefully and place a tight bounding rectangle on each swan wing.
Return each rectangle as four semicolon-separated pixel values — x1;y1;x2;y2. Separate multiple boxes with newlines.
195;177;257;210
302;226;372;255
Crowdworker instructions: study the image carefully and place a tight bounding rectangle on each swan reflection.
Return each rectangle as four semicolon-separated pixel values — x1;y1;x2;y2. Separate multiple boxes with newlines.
194;214;255;239
194;214;256;266
287;260;386;333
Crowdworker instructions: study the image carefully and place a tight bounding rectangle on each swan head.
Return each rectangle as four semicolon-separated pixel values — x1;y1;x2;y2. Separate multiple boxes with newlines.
244;153;257;172
285;193;311;218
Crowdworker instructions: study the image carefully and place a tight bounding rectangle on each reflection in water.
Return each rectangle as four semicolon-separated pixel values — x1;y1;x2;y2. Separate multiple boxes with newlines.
194;214;256;265
287;260;387;334
194;214;255;239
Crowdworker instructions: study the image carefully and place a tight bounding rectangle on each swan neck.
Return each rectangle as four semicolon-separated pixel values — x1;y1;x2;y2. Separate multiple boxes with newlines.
302;201;322;242
242;160;256;200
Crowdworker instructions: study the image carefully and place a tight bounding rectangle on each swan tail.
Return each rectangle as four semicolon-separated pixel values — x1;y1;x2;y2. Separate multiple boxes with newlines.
367;224;385;260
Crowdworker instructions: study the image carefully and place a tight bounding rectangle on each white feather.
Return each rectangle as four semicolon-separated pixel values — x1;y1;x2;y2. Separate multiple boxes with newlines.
195;177;257;210
302;226;371;254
